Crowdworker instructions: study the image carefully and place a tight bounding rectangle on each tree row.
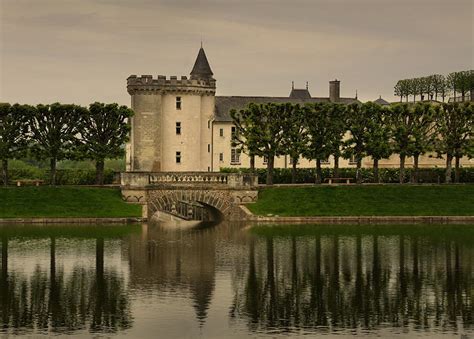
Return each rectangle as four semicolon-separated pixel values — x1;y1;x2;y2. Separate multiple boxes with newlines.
231;101;473;185
0;102;133;186
394;70;473;102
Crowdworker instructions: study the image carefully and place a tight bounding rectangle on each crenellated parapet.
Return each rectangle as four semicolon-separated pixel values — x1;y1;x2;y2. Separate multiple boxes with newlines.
127;74;216;95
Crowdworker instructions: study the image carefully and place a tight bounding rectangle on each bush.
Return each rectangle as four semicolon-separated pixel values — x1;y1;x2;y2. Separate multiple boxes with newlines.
6;168;116;185
220;167;474;184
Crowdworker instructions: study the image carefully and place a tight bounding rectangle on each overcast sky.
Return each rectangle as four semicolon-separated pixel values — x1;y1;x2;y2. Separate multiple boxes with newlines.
0;0;472;106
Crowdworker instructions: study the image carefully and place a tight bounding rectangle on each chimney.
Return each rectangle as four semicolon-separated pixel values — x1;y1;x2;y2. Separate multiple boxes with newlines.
329;79;340;102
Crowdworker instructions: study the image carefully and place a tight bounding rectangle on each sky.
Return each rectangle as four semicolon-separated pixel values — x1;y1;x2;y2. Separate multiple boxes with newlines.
0;0;472;106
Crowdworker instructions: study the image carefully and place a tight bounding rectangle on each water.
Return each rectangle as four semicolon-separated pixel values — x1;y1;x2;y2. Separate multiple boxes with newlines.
0;223;472;338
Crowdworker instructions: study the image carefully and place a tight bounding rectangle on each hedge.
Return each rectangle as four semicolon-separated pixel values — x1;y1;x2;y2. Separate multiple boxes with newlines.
220;167;474;184
3;168;118;185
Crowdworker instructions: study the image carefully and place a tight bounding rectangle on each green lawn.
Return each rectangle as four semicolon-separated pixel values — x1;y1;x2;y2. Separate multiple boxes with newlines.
0;186;142;218
247;185;474;216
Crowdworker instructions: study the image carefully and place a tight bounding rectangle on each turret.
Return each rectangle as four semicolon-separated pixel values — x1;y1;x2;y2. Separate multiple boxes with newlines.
190;47;214;81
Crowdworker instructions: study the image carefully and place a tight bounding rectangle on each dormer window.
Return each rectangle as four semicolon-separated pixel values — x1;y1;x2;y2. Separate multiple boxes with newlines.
176;97;182;110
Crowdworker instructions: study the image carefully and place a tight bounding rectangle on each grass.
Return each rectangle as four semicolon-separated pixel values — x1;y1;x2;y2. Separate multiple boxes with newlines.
0;186;142;218
247;185;474;216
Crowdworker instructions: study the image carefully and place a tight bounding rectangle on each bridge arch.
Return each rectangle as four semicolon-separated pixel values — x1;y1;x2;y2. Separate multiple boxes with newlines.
147;189;235;220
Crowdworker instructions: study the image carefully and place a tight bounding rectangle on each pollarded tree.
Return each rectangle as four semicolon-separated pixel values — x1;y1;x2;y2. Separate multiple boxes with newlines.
326;103;347;178
280;104;308;183
29;103;84;185
410;103;437;183
0;104;31;186
77;102;133;185
231;105;266;174
363;102;392;183
431;74;445;101
435;102;473;183
343;103;368;184
232;103;287;185
389;103;416;184
304;103;335;184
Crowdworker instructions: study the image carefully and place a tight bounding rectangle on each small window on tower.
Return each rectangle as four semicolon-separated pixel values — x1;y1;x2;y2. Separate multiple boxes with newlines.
176;151;181;164
208;144;210;153
176;122;181;135
219;153;224;162
219;128;224;137
176;97;182;110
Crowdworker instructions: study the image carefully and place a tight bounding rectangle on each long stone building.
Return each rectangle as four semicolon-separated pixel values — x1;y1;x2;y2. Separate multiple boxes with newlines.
126;47;472;172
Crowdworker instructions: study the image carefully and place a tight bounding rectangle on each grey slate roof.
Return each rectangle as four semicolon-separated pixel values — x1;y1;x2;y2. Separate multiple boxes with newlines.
190;47;214;79
373;96;390;106
289;88;311;99
214;96;360;122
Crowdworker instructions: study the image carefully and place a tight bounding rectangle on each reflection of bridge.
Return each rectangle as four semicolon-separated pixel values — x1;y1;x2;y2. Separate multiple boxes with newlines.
121;172;258;221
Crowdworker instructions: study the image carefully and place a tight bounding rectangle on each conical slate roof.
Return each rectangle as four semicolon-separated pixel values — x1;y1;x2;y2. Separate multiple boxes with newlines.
373;96;390;106
190;47;214;80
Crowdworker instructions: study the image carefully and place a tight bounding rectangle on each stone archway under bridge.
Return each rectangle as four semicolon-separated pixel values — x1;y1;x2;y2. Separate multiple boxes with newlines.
120;172;259;221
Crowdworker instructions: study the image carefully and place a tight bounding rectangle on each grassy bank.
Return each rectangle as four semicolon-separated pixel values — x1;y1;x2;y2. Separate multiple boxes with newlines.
0;187;142;218
248;185;474;216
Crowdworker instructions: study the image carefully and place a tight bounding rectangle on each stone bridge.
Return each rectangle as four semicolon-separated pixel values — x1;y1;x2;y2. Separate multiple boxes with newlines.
121;172;258;221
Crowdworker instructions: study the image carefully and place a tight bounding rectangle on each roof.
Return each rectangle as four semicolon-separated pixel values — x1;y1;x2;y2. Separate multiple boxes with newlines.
190;47;214;80
214;96;360;122
289;88;311;99
373;96;390;106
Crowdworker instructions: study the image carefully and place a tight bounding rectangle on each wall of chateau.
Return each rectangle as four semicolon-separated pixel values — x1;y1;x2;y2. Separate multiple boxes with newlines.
128;93;162;172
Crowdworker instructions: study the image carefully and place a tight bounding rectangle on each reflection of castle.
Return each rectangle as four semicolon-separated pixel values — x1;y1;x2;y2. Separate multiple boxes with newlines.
126;225;218;326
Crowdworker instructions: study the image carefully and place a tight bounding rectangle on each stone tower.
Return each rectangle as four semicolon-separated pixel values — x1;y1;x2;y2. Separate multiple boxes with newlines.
126;47;216;172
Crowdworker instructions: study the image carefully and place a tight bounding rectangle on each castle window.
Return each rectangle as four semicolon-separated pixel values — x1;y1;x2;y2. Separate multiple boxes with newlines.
263;156;268;165
176;97;182;110
208;144;210;153
231;149;241;165
176;151;181;164
219;153;224;162
231;126;237;140
321;157;330;164
348;155;357;165
176;122;181;135
208;120;210;129
219;128;224;137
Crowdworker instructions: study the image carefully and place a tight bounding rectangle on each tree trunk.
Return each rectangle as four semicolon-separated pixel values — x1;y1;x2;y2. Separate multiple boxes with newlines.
445;154;453;184
399;154;406;184
266;155;274;185
356;158;362;184
1;159;7;187
291;158;297;184
315;159;322;184
454;155;460;183
334;156;339;178
50;158;57;186
373;158;379;183
95;159;105;185
250;154;255;174
412;154;419;184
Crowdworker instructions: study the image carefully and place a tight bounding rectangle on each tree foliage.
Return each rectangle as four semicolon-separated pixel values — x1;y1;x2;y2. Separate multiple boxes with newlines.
77;102;133;185
0;104;31;186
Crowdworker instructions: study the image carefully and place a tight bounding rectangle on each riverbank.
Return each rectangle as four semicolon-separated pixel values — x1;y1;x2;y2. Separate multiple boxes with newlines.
247;185;474;217
0;186;142;219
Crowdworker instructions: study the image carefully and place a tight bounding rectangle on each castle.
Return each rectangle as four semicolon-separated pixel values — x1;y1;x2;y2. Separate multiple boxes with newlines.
126;47;472;172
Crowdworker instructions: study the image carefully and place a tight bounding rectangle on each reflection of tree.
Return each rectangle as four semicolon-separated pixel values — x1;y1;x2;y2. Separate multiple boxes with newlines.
231;233;473;334
0;237;131;334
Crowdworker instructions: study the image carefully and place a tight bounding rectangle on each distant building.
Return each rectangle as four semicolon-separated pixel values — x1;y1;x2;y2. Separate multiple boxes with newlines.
126;47;472;172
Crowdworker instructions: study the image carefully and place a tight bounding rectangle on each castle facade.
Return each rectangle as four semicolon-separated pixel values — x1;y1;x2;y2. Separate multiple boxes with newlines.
126;47;472;172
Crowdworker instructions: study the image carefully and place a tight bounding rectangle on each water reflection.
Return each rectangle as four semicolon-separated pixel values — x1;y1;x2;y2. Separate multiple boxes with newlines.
0;227;133;335
0;223;471;337
231;227;473;336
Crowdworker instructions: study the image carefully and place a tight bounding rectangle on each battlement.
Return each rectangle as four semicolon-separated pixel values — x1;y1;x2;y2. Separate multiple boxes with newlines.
127;74;216;95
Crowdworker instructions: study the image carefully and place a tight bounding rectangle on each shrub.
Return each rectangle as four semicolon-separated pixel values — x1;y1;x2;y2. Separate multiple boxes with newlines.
220;167;474;184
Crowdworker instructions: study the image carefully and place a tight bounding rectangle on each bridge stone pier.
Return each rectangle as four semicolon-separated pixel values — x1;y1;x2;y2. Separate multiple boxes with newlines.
121;172;258;221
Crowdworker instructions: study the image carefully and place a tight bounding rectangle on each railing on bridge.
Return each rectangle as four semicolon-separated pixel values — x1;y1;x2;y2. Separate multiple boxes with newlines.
121;171;258;189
